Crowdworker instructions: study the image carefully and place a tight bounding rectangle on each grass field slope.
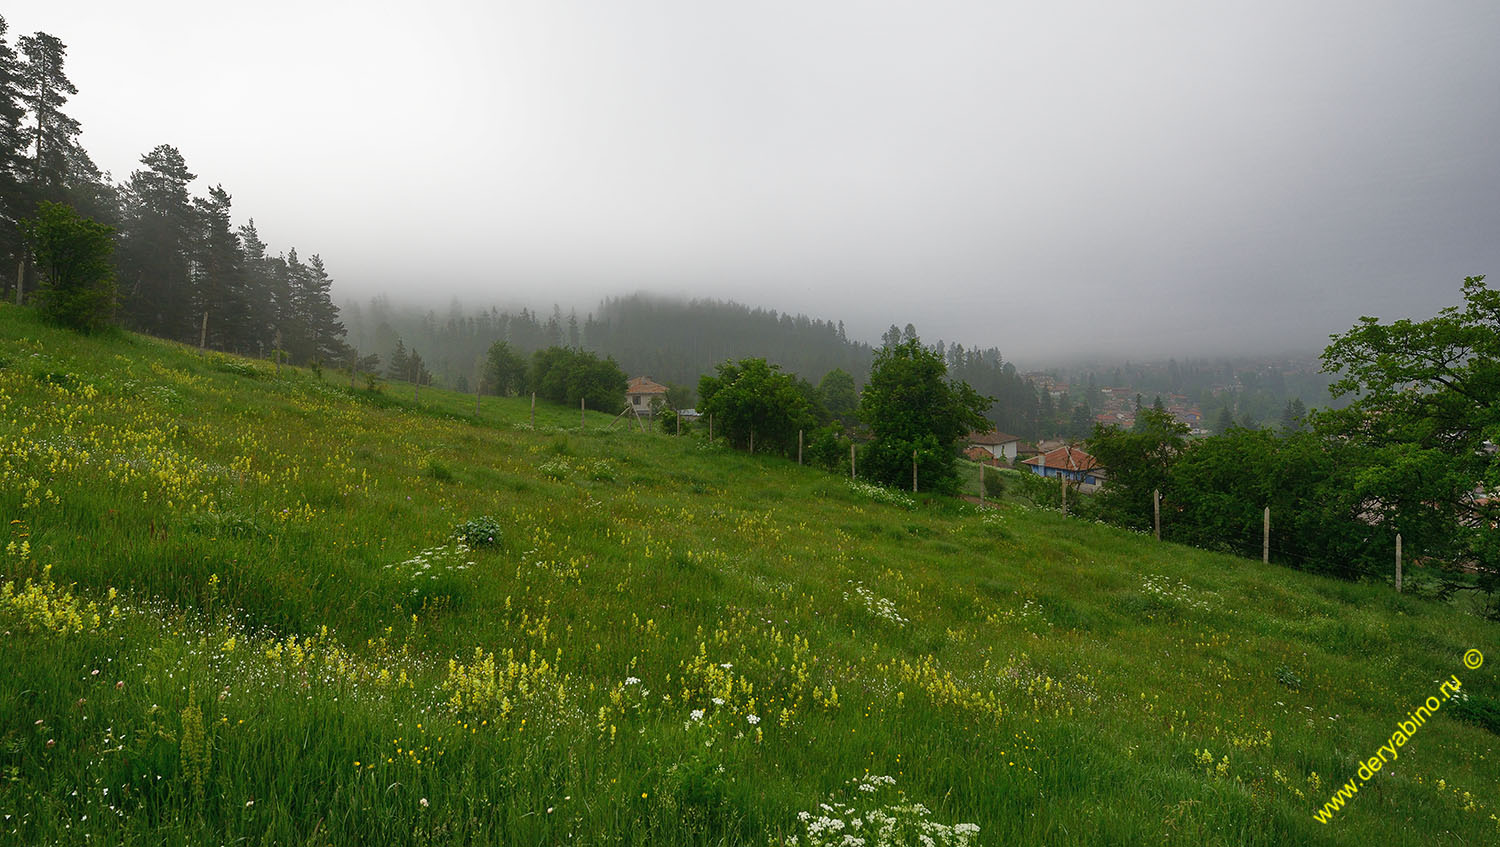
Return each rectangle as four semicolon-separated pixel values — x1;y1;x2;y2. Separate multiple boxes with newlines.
1;304;1495;846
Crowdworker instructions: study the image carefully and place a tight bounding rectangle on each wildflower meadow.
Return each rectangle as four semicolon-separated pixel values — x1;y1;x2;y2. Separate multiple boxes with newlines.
0;304;1495;846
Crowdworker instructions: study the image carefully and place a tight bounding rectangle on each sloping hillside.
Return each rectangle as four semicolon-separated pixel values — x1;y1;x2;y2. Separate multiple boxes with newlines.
0;304;1494;846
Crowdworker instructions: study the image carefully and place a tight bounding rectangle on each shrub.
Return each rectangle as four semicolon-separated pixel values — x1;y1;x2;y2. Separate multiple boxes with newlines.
806;424;852;472
451;516;502;548
982;466;1006;498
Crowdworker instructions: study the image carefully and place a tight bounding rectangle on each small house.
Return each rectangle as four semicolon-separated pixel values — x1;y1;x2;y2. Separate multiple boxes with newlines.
1022;445;1106;492
626;376;669;417
965;429;1022;463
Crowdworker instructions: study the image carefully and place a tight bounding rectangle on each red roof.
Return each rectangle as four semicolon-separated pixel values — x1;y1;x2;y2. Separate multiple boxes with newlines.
1021;445;1101;472
966;429;1020;446
627;376;669;395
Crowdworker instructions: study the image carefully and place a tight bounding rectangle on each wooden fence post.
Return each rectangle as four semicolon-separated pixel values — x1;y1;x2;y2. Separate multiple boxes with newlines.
199;311;209;350
798;430;803;465
1263;506;1270;564
749;428;755;454
676;412;681;437
1061;476;1067;516
912;449;918;493
581;397;586;429
530;393;536;429
1395;533;1403;593
1153;488;1161;541
273;328;282;376
850;443;856;480
350;349;358;390
979;463;985;507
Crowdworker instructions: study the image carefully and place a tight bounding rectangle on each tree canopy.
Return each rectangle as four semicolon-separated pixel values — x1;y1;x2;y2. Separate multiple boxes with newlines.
1318;275;1500;607
530;346;627;410
858;338;990;494
20;199;115;332
698;357;817;456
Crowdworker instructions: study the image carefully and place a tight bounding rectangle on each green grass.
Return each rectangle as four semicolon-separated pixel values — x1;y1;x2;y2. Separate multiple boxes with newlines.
0;303;1496;845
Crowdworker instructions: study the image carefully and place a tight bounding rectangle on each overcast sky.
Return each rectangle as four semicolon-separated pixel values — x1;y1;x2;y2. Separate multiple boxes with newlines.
18;1;1500;361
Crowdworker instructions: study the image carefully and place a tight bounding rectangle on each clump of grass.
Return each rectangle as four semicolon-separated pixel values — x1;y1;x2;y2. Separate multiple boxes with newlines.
425;458;456;483
210;354;263;379
186;509;265;539
1449;691;1500;735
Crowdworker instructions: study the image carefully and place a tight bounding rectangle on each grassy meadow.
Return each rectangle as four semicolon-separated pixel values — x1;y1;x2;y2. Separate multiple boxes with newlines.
1;303;1496;845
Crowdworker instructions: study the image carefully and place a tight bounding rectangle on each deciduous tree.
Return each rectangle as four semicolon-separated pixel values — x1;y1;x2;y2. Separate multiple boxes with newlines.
858;338;990;494
20;200;115;332
1318;275;1500;611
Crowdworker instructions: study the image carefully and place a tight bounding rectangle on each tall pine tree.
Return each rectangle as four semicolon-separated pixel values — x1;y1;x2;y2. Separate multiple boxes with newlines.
191;185;250;350
301;254;347;364
118;145;196;338
0;17;28;299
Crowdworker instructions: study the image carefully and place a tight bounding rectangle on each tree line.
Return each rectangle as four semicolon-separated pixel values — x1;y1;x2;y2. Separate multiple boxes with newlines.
2;18;348;363
347;295;1054;439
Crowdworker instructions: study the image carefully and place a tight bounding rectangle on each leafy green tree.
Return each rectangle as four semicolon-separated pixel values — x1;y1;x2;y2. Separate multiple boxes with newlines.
20;200;115;332
858;338;990;494
805;423;852;471
1162;429;1373;577
484;340;528;396
529;346;626;410
1088;407;1189;531
697;357;815;455
818;368;859;425
1318;276;1500;610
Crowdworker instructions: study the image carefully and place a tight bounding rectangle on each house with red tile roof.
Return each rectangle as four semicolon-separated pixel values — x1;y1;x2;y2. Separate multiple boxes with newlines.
627;376;669;417
1021;445;1106;492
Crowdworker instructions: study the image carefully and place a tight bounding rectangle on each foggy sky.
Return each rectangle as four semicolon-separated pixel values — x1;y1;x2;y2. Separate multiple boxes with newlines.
21;1;1500;362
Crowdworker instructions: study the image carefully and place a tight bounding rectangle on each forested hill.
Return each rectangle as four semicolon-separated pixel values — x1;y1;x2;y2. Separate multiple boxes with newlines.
341;294;871;389
340;293;1043;435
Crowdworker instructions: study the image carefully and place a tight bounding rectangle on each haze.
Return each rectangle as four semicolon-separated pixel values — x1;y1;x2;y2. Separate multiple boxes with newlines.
24;1;1500;359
